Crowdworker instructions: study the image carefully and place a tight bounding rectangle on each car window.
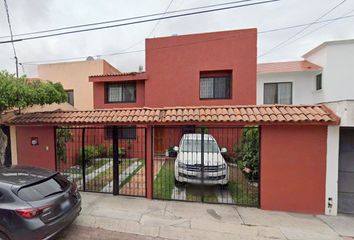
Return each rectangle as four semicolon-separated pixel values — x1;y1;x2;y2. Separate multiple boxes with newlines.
181;139;219;153
17;174;70;201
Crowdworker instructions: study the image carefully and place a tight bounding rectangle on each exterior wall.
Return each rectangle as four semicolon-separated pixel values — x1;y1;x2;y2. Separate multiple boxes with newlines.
10;126;17;165
38;60;119;110
325;125;339;215
325;100;354;127
257;71;318;104
261;125;327;214
16;126;55;170
305;42;354;103
93;81;145;109
145;28;257;107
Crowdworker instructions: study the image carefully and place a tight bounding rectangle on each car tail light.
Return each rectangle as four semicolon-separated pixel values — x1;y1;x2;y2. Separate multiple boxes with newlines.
16;205;52;219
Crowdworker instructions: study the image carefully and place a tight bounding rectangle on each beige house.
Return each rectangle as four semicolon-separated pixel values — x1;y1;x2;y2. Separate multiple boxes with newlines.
37;59;119;110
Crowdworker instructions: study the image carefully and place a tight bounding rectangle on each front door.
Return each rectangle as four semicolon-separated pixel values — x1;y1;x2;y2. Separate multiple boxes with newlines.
154;128;165;155
338;128;354;214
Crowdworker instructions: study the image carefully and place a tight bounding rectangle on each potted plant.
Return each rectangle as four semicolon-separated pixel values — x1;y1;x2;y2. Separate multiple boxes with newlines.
166;146;177;157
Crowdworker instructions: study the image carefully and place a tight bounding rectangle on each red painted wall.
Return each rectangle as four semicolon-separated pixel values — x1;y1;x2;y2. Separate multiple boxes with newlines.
92;28;257;110
93;81;145;109
16;126;55;170
145;28;257;107
260;125;327;214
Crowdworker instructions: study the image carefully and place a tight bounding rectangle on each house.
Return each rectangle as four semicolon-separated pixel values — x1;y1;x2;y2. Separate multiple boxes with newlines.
257;39;354;215
37;59;120;110
6;59;120;166
6;28;341;216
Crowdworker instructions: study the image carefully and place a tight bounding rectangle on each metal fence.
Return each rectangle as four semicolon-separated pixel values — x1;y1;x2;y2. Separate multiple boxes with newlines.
55;126;146;197
152;126;260;206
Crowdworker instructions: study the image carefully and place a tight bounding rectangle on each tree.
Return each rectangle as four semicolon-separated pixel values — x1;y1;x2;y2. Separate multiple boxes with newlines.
0;71;67;165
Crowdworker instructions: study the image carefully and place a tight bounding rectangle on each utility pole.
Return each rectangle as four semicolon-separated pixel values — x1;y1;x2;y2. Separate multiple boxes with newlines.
3;0;19;77
15;56;18;77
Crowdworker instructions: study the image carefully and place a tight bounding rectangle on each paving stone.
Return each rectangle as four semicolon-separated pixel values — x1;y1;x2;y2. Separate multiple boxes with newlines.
58;224;166;240
318;214;354;238
74;192;351;240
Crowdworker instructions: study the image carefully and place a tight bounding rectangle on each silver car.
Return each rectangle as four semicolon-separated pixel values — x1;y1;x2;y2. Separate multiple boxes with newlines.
174;134;229;185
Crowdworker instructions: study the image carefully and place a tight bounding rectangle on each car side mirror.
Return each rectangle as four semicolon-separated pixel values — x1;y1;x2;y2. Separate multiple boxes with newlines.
220;147;227;153
173;146;179;152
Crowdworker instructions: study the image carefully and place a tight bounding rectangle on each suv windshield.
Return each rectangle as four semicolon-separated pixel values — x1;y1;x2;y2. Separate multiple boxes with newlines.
17;174;70;201
181;139;219;153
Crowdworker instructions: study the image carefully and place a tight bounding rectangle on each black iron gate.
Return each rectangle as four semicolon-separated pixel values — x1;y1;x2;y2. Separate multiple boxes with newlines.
55;126;146;197
152;126;260;206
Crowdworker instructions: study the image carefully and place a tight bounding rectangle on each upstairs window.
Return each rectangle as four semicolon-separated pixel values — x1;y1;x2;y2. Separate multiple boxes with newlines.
264;82;292;104
65;90;74;106
106;82;136;103
200;71;231;99
316;73;322;90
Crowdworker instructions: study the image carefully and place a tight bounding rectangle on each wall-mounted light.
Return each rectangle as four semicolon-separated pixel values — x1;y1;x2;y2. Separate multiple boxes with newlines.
31;137;39;146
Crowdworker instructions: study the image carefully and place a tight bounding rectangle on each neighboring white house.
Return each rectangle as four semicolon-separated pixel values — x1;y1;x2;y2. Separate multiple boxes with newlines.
257;39;354;216
257;60;322;105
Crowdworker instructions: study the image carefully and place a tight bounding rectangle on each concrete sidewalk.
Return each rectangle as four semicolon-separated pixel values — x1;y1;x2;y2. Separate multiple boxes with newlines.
74;192;354;240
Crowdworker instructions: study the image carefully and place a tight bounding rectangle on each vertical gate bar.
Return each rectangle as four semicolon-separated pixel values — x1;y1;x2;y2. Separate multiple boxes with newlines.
146;126;153;199
145;127;148;197
112;126;119;195
201;127;205;202
54;127;58;171
258;126;261;208
81;128;86;192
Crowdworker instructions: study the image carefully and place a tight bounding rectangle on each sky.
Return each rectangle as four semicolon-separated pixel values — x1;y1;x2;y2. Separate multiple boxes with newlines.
0;0;354;77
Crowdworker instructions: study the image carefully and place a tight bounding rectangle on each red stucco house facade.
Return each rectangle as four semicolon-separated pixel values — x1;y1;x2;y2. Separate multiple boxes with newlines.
8;28;340;215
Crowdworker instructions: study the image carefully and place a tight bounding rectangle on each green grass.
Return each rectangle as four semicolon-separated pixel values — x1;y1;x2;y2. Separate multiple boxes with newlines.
153;161;175;199
85;159;140;192
228;181;258;206
85;159;111;174
120;160;144;188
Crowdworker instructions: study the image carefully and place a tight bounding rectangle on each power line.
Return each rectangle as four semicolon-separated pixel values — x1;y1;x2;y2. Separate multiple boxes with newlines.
3;0;19;77
0;0;280;44
0;0;256;40
19;13;354;65
283;8;354;47
121;0;175;53
258;0;347;58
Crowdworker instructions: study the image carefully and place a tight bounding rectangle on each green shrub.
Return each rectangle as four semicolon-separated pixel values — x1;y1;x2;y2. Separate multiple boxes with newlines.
77;144;108;166
56;128;73;164
234;128;259;181
106;145;126;158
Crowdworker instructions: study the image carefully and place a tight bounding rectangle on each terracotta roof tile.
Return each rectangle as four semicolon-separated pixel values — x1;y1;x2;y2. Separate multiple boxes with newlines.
257;60;322;74
7;105;339;125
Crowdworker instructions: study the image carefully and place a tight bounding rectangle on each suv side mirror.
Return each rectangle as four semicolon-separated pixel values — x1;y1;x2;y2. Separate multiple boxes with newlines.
220;147;227;153
173;146;179;152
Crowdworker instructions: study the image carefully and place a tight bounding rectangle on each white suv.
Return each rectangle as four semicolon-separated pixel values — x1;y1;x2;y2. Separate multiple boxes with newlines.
174;133;229;185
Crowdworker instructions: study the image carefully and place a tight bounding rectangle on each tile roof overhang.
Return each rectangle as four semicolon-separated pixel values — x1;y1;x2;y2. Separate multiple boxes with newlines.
257;60;322;74
6;105;340;126
89;72;148;83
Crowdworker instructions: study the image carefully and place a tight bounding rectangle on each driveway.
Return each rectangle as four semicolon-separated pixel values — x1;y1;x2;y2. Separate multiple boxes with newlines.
66;192;354;240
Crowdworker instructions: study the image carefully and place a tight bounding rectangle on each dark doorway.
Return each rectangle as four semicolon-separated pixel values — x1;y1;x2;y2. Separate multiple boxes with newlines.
338;128;354;214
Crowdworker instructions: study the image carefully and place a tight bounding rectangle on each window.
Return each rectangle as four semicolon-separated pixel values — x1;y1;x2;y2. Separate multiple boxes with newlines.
181;140;219;153
264;82;292;104
106;82;136;103
105;127;136;140
200;73;231;99
65;90;74;106
316;73;322;90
